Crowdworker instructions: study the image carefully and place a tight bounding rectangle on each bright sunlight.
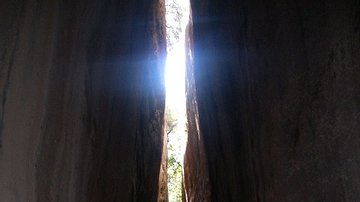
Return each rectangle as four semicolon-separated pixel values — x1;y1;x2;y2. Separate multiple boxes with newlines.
165;0;189;201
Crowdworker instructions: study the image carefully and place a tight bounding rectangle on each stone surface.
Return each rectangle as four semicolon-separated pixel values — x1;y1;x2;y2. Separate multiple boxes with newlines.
1;0;360;201
183;13;211;202
184;0;360;201
0;0;166;201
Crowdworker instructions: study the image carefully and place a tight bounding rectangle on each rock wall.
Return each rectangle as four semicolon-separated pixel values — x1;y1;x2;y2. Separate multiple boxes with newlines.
185;0;360;201
183;12;211;202
2;0;360;201
0;0;166;201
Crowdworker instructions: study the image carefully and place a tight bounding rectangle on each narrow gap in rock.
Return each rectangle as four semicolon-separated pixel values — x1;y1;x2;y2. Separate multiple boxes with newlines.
164;0;190;201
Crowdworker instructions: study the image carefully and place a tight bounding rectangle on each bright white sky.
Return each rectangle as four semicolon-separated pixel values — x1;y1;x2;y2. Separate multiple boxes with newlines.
165;39;186;109
165;0;189;117
165;0;190;160
165;39;187;156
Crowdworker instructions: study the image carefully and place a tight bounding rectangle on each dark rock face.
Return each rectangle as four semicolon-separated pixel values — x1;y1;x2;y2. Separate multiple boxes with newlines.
1;0;360;201
0;0;166;201
184;0;360;201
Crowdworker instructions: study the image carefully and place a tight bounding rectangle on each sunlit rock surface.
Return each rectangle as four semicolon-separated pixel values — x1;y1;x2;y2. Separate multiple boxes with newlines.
183;14;211;202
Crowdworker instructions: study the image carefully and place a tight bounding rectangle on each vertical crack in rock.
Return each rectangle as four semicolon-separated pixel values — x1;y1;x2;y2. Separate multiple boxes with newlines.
1;0;359;201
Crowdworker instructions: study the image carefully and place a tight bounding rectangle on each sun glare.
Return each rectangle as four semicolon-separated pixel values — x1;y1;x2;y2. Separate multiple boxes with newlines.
165;0;190;201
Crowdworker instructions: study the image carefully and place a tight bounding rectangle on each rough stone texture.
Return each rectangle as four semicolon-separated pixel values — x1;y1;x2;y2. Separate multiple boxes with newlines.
0;0;166;201
158;125;168;202
183;13;211;202
185;0;360;201
2;0;360;201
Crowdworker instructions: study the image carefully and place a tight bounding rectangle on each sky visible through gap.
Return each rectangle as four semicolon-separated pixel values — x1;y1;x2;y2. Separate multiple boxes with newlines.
165;0;189;201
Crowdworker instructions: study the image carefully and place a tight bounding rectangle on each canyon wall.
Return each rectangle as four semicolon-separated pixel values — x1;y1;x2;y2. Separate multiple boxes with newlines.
1;0;360;201
183;13;211;201
185;0;360;201
0;0;166;201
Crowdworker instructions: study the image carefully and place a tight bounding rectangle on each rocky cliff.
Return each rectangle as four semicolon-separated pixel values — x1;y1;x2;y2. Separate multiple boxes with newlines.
1;0;360;201
0;0;166;201
184;0;360;201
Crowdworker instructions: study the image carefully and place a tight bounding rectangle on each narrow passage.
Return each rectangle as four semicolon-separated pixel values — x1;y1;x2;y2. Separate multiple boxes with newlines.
165;0;190;201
